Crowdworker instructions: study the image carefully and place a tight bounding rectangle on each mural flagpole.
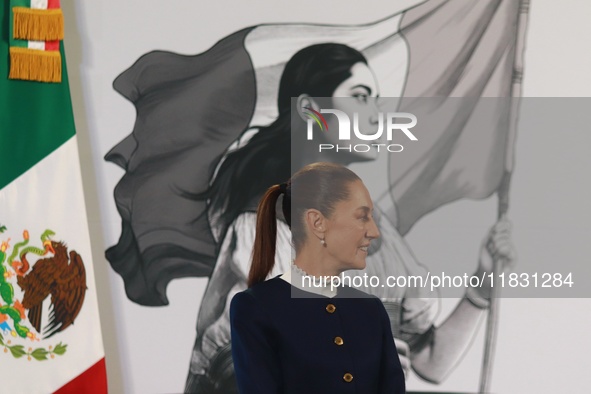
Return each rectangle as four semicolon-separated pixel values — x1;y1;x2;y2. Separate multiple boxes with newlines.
479;0;530;392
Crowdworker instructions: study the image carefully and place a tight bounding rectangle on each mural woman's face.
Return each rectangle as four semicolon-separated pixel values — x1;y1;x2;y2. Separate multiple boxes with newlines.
325;62;382;162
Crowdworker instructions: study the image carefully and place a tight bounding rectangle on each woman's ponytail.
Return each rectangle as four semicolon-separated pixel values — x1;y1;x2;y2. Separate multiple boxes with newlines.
248;184;287;287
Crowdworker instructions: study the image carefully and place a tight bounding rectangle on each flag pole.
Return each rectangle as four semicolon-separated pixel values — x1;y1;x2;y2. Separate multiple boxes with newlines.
479;0;530;392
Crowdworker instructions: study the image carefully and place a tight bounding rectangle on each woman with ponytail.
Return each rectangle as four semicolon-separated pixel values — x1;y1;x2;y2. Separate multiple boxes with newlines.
231;162;406;393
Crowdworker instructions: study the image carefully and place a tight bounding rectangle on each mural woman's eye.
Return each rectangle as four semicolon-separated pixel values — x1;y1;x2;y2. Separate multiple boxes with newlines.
353;93;368;103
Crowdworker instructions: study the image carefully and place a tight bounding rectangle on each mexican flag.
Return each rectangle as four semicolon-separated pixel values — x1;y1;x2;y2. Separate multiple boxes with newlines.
0;1;107;393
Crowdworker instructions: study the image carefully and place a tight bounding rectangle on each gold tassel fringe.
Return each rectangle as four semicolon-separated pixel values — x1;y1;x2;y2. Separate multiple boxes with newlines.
13;7;64;41
9;47;62;83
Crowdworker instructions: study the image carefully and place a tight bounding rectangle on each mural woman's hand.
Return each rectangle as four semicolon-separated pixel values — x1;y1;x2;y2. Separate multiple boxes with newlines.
474;217;517;298
394;338;411;380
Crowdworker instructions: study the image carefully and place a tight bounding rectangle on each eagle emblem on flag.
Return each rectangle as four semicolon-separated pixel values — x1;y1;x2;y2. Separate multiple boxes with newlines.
0;226;86;361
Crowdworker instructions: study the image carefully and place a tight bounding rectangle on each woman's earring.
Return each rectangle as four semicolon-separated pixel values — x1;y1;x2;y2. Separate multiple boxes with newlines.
320;238;326;246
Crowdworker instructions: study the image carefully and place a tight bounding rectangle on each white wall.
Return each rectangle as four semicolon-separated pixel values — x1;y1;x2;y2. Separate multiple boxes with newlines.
63;1;591;393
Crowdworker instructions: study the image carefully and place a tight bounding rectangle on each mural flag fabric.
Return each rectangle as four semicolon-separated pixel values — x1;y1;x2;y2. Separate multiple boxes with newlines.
105;0;524;306
0;1;107;393
384;0;525;235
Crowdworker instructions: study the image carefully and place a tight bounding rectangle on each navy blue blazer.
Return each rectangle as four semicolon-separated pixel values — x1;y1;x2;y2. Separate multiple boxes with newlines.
230;276;406;393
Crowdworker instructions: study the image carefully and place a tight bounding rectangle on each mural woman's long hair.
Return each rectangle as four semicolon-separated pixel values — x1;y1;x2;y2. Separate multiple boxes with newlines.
198;43;368;241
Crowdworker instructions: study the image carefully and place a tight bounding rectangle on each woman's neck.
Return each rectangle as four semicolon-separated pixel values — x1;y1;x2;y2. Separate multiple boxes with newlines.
293;249;341;278
292;127;352;170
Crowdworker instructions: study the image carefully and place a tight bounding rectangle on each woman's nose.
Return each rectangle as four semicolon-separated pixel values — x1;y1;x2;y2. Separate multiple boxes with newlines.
367;219;380;239
370;99;381;124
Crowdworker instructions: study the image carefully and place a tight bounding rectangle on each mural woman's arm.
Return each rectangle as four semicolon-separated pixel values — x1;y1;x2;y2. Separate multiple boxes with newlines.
411;218;515;383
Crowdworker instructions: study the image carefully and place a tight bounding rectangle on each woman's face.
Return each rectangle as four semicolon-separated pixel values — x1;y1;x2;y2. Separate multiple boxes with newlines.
324;62;382;162
323;180;380;272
